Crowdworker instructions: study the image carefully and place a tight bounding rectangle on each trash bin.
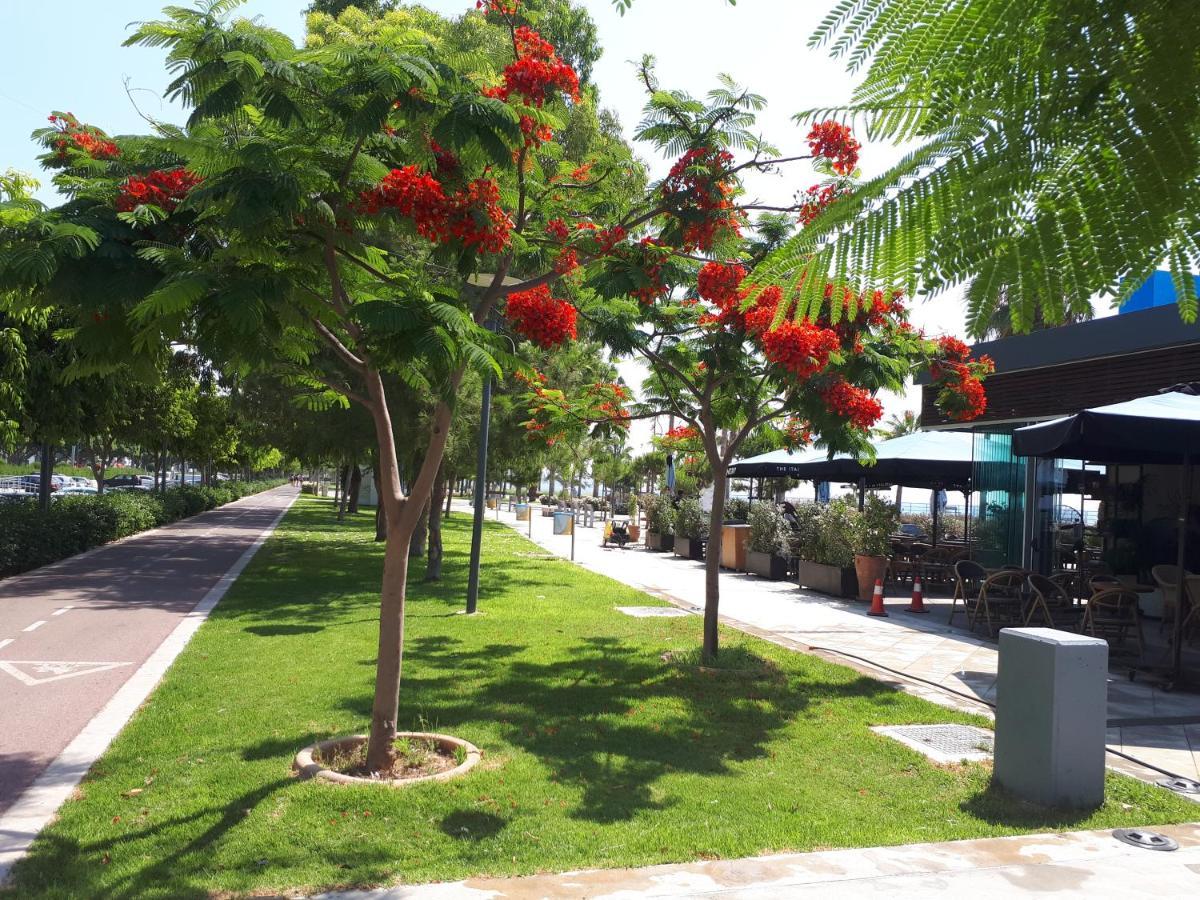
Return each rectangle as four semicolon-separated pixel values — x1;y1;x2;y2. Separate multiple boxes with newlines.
553;510;574;535
516;503;530;521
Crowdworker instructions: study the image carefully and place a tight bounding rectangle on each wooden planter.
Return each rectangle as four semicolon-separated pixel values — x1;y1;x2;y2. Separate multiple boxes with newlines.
674;536;705;561
797;559;857;598
854;554;890;601
628;524;641;543
646;531;674;552
746;549;789;580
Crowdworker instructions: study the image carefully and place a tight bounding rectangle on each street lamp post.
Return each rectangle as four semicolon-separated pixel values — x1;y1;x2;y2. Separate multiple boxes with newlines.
464;274;521;615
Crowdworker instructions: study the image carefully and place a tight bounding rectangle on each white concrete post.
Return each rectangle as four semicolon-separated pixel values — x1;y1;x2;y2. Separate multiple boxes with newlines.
994;628;1108;808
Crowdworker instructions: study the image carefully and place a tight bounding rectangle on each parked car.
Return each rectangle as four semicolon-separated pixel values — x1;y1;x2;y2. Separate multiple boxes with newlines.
69;476;98;491
105;474;149;490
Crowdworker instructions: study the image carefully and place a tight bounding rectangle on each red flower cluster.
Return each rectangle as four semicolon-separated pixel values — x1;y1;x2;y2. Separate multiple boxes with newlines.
513;367;548;386
506;285;577;347
697;261;746;307
554;248;579;275
360;167;512;253
797;183;850;227
585;382;631;428
358;165;447;237
742;286;784;335
484;26;579;108
661;146;741;252
545;218;570;242
821;378;884;430
477;0;519;13
661;424;700;447
570;162;593;182
47;113;120;162
782;417;812;450
445;178;512;253
807;120;860;175
115;168;203;213
629;237;668;304
760;318;840;379
930;335;993;421
430;140;460;177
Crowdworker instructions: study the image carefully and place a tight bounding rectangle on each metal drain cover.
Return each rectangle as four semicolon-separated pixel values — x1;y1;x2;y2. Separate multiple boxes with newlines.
1157;776;1200;795
871;724;993;763
1113;828;1179;851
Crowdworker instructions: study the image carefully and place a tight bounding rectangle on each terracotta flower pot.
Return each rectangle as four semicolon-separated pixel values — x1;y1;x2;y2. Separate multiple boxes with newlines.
854;554;889;602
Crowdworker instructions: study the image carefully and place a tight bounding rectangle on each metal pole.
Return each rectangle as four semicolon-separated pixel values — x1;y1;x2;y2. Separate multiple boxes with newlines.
570;510;575;561
465;372;493;615
932;483;941;548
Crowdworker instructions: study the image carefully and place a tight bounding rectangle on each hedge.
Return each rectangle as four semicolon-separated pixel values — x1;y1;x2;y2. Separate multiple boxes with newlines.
0;480;284;579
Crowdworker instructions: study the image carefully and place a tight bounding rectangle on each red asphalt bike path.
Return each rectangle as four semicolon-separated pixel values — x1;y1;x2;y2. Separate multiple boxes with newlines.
0;485;297;815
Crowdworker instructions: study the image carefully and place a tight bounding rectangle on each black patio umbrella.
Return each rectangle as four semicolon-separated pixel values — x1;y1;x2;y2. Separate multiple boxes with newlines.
1013;383;1200;679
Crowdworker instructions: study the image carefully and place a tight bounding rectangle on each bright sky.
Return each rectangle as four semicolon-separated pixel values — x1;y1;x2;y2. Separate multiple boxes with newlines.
0;0;971;450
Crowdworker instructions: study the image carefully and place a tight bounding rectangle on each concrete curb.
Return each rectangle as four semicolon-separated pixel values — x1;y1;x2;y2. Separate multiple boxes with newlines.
0;488;298;883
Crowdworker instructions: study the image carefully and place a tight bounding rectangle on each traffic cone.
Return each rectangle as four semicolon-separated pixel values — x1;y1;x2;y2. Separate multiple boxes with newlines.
907;576;928;613
867;578;888;616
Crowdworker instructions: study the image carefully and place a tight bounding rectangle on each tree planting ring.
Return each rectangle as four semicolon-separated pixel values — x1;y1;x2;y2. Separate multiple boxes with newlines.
293;732;481;787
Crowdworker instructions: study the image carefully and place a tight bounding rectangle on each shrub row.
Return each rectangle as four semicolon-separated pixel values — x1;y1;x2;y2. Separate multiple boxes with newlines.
0;480;284;578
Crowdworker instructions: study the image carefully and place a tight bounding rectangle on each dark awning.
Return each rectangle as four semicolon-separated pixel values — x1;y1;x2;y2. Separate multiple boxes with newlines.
728;431;974;489
1012;387;1200;464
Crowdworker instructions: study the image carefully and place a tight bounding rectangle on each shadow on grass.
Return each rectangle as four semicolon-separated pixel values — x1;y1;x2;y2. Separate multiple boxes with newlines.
243;624;323;637
959;780;1098;829
440;810;509;841
15;779;294;900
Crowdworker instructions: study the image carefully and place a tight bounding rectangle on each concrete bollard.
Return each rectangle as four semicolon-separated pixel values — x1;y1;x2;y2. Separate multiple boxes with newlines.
994;628;1108;809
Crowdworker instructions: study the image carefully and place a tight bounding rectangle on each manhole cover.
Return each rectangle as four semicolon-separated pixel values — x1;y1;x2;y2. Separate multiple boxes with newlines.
872;724;994;764
1113;828;1178;851
1157;776;1200;795
615;606;691;618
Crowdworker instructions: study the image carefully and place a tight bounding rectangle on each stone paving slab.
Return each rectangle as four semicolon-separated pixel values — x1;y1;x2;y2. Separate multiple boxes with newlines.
315;823;1200;898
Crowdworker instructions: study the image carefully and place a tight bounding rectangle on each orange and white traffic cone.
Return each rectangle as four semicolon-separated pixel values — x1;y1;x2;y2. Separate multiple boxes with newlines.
907;576;928;613
867;578;888;617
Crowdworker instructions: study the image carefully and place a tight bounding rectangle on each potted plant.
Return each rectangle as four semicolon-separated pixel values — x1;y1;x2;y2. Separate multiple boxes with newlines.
724;497;750;524
746;503;789;579
626;494;641;542
672;497;706;561
853;495;900;601
796;499;859;598
644;495;675;552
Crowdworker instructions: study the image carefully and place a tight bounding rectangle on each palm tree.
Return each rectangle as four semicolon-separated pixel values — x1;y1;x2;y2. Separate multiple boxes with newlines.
876;410;919;439
752;0;1200;337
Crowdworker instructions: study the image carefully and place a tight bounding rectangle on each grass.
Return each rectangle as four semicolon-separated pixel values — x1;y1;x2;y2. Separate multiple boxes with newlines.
6;498;1195;898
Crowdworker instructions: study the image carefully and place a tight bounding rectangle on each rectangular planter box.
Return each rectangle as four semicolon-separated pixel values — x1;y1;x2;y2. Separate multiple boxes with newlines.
646;531;674;552
674;536;706;561
797;559;857;598
721;524;751;570
746;549;789;580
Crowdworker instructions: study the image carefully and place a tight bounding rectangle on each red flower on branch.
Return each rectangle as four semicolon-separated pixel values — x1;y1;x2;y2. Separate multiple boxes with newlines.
760;318;840;379
485;26;579;108
929;336;993;421
661;146;742;252
820;378;884;430
47;113;120;163
115;168;203;213
806;120;860;175
506;285;577;347
797;183;850;227
782;417;812;450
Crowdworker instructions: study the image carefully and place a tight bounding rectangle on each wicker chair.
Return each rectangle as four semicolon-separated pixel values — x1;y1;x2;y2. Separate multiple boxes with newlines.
975;570;1027;637
1151;564;1187;636
950;559;988;628
1083;587;1144;655
1025;574;1082;630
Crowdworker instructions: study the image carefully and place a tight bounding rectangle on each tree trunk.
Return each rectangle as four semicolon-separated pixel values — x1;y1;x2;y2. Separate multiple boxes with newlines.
547;466;555;497
426;466;446;582
366;524;410;773
703;456;727;662
348;464;363;514
408;498;429;558
38;442;53;512
444;471;454;519
336;464;350;522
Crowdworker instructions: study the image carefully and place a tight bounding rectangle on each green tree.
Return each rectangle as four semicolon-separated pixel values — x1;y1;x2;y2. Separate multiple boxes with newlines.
755;0;1200;335
876;410;918;439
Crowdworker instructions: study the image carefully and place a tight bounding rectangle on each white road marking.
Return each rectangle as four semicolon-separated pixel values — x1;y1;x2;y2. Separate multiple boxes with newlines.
0;660;133;686
0;639;12;651
21;621;46;633
51;607;73;616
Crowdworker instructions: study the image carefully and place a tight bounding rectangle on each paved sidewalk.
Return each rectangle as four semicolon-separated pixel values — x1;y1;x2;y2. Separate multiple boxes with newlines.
471;501;1200;788
319;823;1200;898
0;485;297;878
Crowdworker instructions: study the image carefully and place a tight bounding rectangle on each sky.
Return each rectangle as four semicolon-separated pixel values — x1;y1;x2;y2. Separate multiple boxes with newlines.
0;0;975;450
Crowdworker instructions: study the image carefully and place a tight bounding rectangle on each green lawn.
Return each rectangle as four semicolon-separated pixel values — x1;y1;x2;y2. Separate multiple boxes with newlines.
7;498;1194;898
